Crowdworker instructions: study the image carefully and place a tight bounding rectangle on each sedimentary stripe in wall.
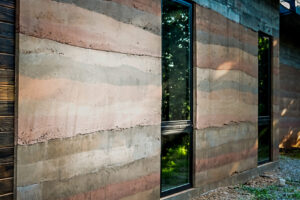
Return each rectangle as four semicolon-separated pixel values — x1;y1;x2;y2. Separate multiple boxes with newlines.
195;122;257;187
18;34;161;144
195;5;258;129
194;5;258;187
196;68;258;128
17;0;161;199
17;126;160;200
194;0;280;161
19;0;161;57
193;0;279;36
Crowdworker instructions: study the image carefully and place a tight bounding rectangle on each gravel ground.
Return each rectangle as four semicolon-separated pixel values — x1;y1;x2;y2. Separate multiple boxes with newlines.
279;153;300;182
193;153;300;200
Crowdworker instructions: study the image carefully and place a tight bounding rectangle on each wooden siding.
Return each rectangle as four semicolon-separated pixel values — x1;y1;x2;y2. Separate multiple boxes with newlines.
0;0;14;199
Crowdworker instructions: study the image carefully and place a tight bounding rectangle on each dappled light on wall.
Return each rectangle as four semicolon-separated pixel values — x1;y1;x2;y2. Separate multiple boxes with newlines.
273;39;278;47
281;108;288;116
273;119;278;126
217;61;237;71
291;132;300;148
279;130;300;148
281;99;295;116
279;130;293;148
279;98;298;148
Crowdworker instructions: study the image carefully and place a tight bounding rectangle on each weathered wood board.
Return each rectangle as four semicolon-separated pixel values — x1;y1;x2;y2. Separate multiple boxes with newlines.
0;0;14;198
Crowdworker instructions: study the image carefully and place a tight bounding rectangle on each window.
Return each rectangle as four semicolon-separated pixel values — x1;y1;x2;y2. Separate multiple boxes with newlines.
258;32;272;164
161;0;193;196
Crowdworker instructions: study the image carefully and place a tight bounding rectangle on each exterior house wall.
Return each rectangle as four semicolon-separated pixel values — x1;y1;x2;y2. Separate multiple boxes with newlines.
16;0;161;199
193;0;280;190
279;15;300;149
14;0;281;199
195;5;258;188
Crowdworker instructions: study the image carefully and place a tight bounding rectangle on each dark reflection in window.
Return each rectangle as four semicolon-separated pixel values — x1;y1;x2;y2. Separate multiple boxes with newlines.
258;36;271;116
161;133;190;191
258;124;271;163
258;33;272;164
162;0;192;121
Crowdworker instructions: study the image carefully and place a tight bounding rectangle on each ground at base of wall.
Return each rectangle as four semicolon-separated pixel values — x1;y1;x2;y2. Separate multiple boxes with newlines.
193;154;300;200
280;149;300;160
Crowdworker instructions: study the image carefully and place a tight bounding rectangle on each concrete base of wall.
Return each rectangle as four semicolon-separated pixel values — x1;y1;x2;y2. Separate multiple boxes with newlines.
162;161;278;200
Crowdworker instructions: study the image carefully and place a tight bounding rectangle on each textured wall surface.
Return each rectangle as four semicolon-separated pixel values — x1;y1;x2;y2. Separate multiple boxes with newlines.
279;16;300;149
15;0;281;199
16;0;161;199
194;0;280;188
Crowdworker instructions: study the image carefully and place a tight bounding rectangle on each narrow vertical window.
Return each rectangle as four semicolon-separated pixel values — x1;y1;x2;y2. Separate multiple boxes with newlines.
161;0;193;196
258;33;272;164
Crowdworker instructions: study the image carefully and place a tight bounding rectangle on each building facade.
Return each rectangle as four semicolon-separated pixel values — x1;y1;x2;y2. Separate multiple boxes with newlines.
0;0;297;199
279;0;300;149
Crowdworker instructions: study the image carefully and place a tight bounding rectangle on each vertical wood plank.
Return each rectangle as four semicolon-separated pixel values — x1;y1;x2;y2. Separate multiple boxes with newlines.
0;85;14;101
0;69;14;85
0;6;14;23
0;193;13;200
0;102;14;116
0;132;13;148
0;38;14;54
0;22;14;39
0;162;13;179
0;177;13;195
0;147;13;164
0;54;14;70
0;1;15;198
0;0;15;8
0;117;13;132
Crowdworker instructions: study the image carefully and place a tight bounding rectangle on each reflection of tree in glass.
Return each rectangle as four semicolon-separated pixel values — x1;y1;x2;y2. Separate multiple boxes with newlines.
258;34;271;163
258;36;270;116
162;0;191;121
161;134;190;189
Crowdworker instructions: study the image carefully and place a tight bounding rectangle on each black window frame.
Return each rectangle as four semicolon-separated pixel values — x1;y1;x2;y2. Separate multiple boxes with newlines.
160;0;194;197
258;31;272;165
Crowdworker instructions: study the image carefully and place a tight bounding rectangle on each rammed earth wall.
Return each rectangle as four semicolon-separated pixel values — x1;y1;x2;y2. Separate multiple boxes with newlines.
279;14;300;149
14;0;280;199
193;0;280;191
16;0;161;199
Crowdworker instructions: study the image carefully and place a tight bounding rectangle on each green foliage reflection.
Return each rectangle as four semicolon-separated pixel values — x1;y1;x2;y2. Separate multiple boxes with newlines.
162;0;191;121
161;134;190;191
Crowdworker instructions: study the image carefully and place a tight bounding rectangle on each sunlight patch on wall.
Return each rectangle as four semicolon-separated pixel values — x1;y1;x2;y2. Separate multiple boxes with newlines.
279;130;294;148
291;131;300;148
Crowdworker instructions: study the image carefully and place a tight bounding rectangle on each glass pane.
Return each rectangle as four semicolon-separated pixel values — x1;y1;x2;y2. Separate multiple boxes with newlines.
258;35;271;116
258;124;271;163
161;133;190;191
162;0;192;121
